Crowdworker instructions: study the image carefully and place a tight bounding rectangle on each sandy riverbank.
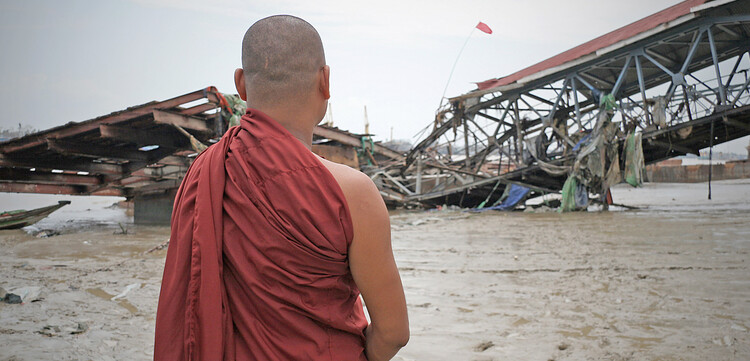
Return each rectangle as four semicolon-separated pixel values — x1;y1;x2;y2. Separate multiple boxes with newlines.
1;180;749;360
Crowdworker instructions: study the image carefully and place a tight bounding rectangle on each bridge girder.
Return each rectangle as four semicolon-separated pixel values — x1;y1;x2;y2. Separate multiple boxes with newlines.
382;3;750;208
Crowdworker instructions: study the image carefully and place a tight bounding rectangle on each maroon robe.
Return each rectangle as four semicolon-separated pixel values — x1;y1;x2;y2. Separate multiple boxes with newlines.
154;109;368;361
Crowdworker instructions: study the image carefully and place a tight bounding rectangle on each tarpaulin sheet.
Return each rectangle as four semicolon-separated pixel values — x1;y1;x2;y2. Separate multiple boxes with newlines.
473;184;530;211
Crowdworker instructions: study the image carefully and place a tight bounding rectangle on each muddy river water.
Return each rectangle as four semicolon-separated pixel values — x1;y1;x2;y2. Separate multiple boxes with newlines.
1;180;749;360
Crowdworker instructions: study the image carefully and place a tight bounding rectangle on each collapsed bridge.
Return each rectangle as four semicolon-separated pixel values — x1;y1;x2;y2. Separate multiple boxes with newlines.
0;88;402;223
1;0;750;221
371;0;750;209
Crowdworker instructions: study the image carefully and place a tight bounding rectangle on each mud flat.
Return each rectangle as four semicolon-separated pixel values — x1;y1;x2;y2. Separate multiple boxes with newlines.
0;223;168;361
1;180;749;360
393;179;750;360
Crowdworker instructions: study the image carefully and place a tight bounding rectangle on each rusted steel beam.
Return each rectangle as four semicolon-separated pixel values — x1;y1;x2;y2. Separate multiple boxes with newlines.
0;89;208;154
131;179;182;195
99;124;188;149
90;187;127;197
205;91;221;104
646;104;750;138
0;154;126;175
152;155;192;166
646;139;696;155
118;176;155;186
423;162;488;178
403;112;466;170
172;150;197;157
314;125;403;160
137;165;188;179
0;182;91;195
152;110;211;133
180;102;219;116
0;168;102;186
406;162;561;202
47;138;151;162
81;148;175;195
722;116;750;132
476;111;513;126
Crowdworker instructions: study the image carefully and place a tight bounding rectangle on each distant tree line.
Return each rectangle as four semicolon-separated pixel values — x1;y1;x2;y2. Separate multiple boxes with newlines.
0;124;37;141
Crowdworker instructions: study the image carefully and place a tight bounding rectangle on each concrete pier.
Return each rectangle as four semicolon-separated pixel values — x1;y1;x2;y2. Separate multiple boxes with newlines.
133;190;176;225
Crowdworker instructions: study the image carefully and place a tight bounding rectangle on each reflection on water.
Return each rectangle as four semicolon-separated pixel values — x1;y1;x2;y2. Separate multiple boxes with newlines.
86;288;139;314
388;179;750;360
0;192;172;260
0;193;130;233
558;325;596;340
1;179;748;231
1;179;748;360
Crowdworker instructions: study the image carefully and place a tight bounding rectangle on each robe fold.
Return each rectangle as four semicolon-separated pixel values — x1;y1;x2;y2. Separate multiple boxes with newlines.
154;109;368;361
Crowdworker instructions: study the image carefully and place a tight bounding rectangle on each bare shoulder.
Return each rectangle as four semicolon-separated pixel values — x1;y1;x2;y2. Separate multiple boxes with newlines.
317;157;385;215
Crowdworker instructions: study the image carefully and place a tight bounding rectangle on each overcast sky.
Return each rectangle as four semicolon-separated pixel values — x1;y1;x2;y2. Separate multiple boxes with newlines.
1;0;747;153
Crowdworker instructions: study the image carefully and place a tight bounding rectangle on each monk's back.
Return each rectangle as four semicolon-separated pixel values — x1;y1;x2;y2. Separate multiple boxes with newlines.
154;111;368;361
155;15;407;361
221;112;367;360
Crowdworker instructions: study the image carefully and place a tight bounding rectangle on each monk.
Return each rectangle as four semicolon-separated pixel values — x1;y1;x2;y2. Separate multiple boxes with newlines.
154;15;409;361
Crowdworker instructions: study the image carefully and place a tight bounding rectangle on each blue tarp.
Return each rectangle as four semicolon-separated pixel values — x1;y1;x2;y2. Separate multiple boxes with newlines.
473;184;530;212
572;133;591;152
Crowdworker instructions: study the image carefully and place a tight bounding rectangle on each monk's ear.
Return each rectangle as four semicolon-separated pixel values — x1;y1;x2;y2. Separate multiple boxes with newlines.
234;68;247;101
319;65;330;100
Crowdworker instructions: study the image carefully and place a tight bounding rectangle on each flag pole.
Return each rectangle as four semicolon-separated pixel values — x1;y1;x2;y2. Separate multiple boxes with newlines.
437;27;477;112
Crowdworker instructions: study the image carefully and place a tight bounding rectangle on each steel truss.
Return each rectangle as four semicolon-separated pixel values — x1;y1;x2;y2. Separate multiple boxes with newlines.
374;6;750;208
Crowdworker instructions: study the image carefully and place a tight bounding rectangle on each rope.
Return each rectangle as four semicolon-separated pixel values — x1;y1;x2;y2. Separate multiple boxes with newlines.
204;86;232;113
476;179;502;209
172;124;208;153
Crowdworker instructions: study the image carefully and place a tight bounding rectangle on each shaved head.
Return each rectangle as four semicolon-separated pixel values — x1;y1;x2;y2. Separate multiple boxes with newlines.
241;15;326;108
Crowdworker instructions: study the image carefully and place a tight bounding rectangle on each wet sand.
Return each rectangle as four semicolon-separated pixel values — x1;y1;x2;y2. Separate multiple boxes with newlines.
1;180;749;360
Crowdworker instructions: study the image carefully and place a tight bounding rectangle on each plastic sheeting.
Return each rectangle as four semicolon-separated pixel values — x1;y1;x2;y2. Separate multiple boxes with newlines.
472;184;530;212
524;137;569;176
559;175;589;212
624;132;645;187
223;93;247;128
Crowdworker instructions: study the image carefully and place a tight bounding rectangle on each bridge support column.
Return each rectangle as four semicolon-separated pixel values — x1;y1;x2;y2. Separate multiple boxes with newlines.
133;190;177;225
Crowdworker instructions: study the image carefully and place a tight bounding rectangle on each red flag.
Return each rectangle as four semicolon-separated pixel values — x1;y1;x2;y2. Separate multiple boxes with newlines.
476;21;492;34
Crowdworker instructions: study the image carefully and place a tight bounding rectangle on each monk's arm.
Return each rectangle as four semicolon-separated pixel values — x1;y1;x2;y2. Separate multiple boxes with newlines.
346;173;409;361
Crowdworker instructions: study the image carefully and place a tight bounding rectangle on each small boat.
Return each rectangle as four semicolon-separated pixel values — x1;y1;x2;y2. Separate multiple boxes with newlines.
0;200;71;230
